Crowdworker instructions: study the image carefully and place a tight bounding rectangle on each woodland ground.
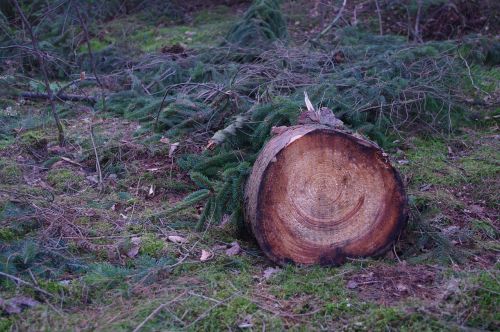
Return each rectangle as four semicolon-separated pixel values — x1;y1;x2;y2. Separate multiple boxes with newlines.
0;1;498;331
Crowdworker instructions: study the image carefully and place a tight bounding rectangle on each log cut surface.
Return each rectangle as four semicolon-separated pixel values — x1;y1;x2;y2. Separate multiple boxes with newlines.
245;125;407;265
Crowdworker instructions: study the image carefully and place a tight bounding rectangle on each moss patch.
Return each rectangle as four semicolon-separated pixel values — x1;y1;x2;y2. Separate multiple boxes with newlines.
0;158;22;184
46;169;84;193
139;233;165;257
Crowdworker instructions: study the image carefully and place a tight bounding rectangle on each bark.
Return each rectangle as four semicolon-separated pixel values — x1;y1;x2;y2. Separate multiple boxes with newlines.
244;125;407;266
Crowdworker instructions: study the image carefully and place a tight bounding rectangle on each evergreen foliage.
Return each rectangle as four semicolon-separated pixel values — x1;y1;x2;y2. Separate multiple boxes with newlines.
225;0;288;47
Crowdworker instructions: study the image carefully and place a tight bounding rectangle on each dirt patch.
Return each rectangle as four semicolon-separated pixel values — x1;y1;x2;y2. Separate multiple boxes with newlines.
346;263;441;305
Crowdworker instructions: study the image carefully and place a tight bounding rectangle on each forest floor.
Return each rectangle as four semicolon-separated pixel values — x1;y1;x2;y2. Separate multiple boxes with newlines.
0;1;498;331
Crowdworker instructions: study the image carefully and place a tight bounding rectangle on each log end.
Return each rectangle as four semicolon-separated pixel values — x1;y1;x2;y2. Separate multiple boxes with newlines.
245;125;407;266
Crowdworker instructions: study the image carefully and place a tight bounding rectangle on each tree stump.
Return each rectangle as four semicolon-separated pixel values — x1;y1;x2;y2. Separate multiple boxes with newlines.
244;125;407;265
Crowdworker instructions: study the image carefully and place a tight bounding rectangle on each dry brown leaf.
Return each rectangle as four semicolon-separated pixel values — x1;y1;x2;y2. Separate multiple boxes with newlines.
126;237;141;258
169;142;179;158
1;296;39;315
347;280;358;289
168;235;187;244
225;241;241;256
200;250;213;262
159;137;170;144
263;267;280;280
206;139;217;150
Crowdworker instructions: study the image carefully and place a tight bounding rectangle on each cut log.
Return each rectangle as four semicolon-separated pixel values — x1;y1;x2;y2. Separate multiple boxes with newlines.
244;124;407;266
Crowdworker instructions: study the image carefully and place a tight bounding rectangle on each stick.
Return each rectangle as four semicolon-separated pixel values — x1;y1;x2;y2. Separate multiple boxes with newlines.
374;0;383;35
0;271;55;298
13;0;65;145
132;292;186;332
310;0;348;44
76;6;106;111
89;124;103;191
414;0;423;43
20;92;97;103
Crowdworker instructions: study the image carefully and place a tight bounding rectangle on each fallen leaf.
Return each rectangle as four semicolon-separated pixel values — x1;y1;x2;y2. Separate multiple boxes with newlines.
218;214;231;228
238;315;254;329
206;140;217;150
159;137;170;144
126;237;141;258
1;296;39;315
397;159;410;165
168;235;187;244
225;241;241;256
304;91;315;112
271;126;288;136
212;244;227;251
419;183;432;191
61;156;84;167
148;185;155;196
169;142;179;158
86;175;99;184
347;280;358;289
396;283;408;293
200;250;213;262
263;267;281;280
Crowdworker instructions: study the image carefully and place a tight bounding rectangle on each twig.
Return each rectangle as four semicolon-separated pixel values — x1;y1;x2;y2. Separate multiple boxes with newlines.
132;292;186;332
310;0;348;44
0;271;55;299
56;77;97;96
414;0;423;43
89;124;103;191
374;0;383;35
184;292;240;328
76;6;107;111
13;0;65;145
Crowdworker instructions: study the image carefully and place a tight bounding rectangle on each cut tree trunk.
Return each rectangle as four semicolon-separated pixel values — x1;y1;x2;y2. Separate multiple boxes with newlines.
244;124;407;266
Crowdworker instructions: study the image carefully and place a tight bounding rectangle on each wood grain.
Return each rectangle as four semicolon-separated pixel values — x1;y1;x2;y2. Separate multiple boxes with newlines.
244;125;407;265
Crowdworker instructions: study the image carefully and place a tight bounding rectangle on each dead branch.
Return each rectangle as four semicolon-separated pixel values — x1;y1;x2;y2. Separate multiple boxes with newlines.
13;0;65;145
76;6;107;111
310;0;348;44
0;271;56;299
89;123;104;191
20;92;97;103
374;0;383;35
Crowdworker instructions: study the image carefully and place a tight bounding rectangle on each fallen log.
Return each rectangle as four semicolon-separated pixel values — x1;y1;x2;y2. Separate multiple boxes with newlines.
244;124;407;266
20;92;96;103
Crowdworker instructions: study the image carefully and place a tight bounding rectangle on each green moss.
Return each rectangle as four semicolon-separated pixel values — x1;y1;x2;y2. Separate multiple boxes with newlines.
268;265;353;300
139;233;165;257
0;318;13;331
444;271;500;330
355;306;445;331
460;146;499;182
0;158;22;184
0;227;17;241
401;138;462;186
19;130;48;147
46;169;84;192
193;6;231;25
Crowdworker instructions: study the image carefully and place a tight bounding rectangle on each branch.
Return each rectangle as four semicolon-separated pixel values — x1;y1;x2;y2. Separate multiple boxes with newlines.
374;0;383;35
310;0;348;44
13;0;65;146
21;92;97;103
0;271;56;299
76;6;106;111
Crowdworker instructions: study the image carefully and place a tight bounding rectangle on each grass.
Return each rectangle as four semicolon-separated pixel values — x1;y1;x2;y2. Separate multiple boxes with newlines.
77;5;237;54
